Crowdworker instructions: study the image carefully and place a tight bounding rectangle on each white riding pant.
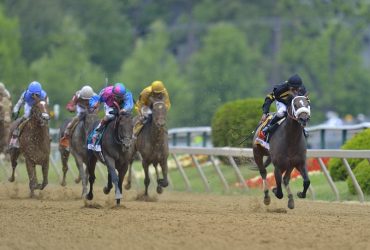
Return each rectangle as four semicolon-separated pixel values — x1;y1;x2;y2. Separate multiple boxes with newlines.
104;103;115;120
76;105;87;118
276;101;287;118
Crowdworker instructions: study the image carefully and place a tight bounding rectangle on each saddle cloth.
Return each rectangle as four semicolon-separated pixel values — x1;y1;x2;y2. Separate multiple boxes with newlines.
87;127;107;152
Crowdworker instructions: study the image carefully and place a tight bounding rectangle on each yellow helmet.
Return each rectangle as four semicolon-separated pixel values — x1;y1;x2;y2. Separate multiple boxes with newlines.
151;80;165;93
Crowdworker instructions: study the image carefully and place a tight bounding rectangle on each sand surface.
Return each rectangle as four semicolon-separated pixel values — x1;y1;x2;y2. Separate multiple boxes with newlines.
0;182;370;250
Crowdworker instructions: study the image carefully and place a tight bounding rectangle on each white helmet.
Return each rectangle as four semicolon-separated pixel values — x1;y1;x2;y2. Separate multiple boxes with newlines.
80;85;94;100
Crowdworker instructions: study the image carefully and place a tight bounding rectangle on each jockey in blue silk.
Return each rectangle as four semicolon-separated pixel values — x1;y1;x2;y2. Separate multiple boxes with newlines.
89;82;134;142
9;81;49;148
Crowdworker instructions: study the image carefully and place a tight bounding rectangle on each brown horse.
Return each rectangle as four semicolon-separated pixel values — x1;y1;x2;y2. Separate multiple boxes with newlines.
253;95;311;209
127;100;169;196
8;98;50;197
59;112;98;196
86;111;133;205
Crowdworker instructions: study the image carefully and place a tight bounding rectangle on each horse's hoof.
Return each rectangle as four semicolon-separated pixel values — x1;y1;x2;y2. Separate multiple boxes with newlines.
103;186;111;195
156;186;163;194
297;191;306;199
263;196;271;205
116;199;121;206
288;194;294;209
61;180;66;187
8;176;15;182
158;179;168;188
86;193;93;200
272;187;283;199
40;182;48;190
124;183;131;190
75;177;81;184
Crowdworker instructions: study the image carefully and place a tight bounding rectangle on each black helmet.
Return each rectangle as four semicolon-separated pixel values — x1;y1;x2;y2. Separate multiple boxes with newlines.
287;74;302;88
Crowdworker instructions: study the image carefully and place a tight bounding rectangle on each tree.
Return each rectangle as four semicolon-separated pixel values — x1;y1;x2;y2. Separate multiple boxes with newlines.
115;20;192;127
0;4;28;95
29;16;104;122
187;22;266;126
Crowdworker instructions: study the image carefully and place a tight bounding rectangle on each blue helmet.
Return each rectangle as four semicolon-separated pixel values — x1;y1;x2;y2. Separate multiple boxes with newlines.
112;83;126;97
28;81;42;95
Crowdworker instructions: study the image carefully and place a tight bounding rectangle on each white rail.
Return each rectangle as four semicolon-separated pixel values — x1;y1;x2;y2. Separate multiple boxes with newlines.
169;147;370;203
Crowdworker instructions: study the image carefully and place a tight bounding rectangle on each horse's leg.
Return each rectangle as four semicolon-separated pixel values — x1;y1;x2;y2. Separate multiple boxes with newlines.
124;161;132;190
116;163;129;206
86;151;97;200
157;160;169;194
73;153;87;196
297;164;311;198
60;147;70;186
73;154;83;184
40;159;49;190
254;151;270;205
25;159;36;198
283;168;294;209
8;148;20;182
102;156;115;195
272;167;283;199
143;160;150;196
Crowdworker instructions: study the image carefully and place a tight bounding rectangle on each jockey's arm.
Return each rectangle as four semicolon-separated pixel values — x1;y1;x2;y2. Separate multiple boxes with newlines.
135;88;151;115
122;91;134;112
262;92;274;115
164;90;171;110
13;92;25;114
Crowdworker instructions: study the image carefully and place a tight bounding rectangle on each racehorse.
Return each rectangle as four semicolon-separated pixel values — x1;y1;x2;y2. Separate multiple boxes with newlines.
253;95;311;209
59;112;98;197
8;98;50;197
127;100;169;196
85;111;133;205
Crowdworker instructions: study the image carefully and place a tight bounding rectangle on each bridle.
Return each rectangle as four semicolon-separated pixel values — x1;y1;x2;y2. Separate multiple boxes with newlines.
287;96;311;122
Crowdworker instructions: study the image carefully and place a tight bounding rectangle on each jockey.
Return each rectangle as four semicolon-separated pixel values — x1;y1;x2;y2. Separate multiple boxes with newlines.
60;85;96;148
259;74;308;142
9;81;49;148
89;83;134;142
133;80;171;137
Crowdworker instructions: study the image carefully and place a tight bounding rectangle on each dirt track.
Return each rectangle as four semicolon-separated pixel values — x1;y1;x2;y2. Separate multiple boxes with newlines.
1;182;370;250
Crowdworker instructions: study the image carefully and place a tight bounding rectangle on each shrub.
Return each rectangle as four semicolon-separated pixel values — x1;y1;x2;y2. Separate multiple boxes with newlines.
347;159;370;195
211;98;264;148
328;128;370;181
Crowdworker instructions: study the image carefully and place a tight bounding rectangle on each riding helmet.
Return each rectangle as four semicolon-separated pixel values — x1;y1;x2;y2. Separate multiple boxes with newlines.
287;74;303;88
80;85;95;100
28;81;42;95
112;83;126;96
151;80;165;93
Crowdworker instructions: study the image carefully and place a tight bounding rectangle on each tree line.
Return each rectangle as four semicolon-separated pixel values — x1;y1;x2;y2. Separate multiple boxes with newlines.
1;0;370;127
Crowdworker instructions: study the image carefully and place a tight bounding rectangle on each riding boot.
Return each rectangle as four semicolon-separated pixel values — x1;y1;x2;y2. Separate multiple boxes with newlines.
60;116;79;148
261;114;281;141
9;117;26;149
91;120;107;144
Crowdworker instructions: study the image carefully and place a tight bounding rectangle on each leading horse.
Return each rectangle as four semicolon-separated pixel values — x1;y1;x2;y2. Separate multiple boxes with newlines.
253;95;311;209
86;111;133;205
59;112;98;196
8;98;50;197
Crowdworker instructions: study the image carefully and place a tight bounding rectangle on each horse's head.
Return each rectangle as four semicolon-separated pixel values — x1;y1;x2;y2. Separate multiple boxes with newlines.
290;96;311;127
117;111;133;151
152;100;167;128
31;98;50;126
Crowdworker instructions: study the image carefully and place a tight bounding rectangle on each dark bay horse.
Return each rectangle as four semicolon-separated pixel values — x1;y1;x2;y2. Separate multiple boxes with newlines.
127;100;169;196
59;112;98;196
8;99;50;197
86;111;133;205
253;96;311;209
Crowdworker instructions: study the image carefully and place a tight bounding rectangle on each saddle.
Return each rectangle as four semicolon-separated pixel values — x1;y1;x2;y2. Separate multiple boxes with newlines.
254;114;286;150
87;126;107;152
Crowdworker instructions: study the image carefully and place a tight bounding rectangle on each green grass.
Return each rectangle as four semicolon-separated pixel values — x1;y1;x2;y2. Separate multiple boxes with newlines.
1;157;368;202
